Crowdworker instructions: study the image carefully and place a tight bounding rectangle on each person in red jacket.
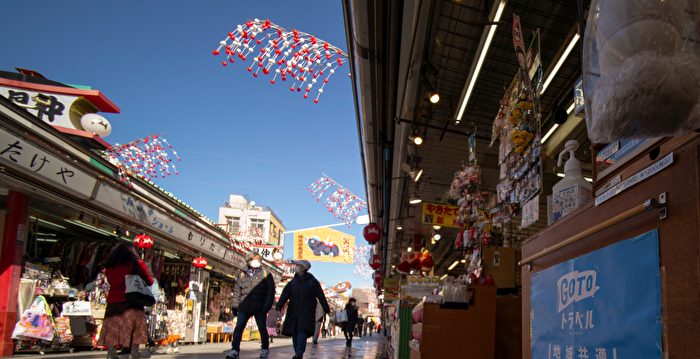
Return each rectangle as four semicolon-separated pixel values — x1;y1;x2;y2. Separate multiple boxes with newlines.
96;243;154;359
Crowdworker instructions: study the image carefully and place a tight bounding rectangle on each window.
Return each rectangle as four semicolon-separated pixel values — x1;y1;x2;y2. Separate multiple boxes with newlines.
226;216;240;235
250;219;265;237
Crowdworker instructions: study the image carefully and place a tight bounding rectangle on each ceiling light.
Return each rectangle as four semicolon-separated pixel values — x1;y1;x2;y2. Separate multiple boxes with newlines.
566;101;575;115
448;260;460;271
391;265;396;269
36;238;58;243
30;216;67;230
66;219;115;237
541;124;559;144
429;93;440;104
410;270;414;275
431;238;436;245
541;33;580;95
456;0;507;124
407;246;412;252
556;173;565;178
396;225;403;231
409;192;422;205
440;274;448;280
432;225;441;230
412;168;423;183
409;134;423;146
163;251;180;259
433;234;441;241
460;259;466;263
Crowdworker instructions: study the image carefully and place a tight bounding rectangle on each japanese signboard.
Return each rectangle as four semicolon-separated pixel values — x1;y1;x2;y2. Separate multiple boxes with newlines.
250;245;281;262
93;182;244;269
293;227;354;264
421;202;460;228
0;127;97;198
531;230;662;359
1;85;80;130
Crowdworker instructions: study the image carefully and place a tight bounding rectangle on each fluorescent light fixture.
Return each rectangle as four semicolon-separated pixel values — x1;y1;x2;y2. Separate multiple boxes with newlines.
65;219;115;237
396;226;403;231
556;173;593;182
36;238;58;243
29;216;67;230
541;124;559;144
407;246;412;252
440;274;447;280
409;192;422;205
429;93;440;104
448;260;460;271
205;265;213;270
456;0;507;123
541;33;580;95
460;259;466;263
413;169;423;183
163;251;180;259
566;101;575;115
432;225;441;230
37;232;57;237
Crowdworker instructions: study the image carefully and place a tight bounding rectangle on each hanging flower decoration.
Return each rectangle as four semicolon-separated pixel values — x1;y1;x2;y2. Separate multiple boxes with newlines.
192;256;208;269
103;134;181;186
353;245;374;285
308;175;366;225
212;18;348;104
133;233;154;249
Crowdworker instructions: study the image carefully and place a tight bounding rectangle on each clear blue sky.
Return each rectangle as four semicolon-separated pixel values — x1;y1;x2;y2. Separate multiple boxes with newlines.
0;1;372;288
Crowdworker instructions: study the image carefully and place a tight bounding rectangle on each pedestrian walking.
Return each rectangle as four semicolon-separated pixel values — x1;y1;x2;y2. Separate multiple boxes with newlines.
342;298;359;348
312;299;325;344
97;243;154;359
266;308;281;343
227;252;275;359
368;319;376;337
356;315;365;337
276;260;330;359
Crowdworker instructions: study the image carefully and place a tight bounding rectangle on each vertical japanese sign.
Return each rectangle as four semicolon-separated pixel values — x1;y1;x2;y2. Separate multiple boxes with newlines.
531;230;662;359
293;227;354;264
0;127;96;198
421;202;460;228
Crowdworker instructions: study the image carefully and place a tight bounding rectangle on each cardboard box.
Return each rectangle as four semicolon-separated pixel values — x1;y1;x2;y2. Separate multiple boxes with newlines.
482;247;516;288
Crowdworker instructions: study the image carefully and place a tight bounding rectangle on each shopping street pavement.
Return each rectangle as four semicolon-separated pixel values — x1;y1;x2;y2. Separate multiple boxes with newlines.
15;335;389;359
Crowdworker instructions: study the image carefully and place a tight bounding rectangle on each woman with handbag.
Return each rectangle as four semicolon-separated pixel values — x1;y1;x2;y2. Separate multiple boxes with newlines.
342;298;359;348
97;243;154;359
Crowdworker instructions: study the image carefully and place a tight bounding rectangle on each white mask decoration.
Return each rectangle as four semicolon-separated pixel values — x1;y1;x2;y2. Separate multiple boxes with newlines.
249;259;261;268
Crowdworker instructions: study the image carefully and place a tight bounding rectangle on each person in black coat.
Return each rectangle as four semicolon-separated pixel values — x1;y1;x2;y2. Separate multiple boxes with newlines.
342;298;359;347
227;252;275;359
276;260;330;359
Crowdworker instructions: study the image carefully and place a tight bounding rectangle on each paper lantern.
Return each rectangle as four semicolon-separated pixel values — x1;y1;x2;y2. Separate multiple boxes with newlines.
363;223;382;244
420;253;434;270
80;113;112;137
192;256;208;269
373;270;383;282
396;260;411;274
133;233;154;249
369;254;382;270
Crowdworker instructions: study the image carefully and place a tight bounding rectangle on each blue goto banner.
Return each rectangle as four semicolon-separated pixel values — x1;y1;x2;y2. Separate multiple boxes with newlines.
531;229;662;359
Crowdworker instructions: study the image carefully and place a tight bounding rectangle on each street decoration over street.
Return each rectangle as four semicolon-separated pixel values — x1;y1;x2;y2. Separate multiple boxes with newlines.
102;134;181;185
308;174;366;225
212;18;348;103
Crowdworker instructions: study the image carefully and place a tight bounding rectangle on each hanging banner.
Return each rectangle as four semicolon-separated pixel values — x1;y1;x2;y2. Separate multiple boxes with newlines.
421;202;460;228
530;229;662;359
293;227;354;264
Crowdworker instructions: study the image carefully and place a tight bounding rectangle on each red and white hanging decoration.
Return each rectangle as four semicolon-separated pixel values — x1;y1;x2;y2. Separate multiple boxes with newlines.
192;256;208;269
308;174;366;225
369;254;382;270
103;134;181;185
133;233;154;249
212;18;348;103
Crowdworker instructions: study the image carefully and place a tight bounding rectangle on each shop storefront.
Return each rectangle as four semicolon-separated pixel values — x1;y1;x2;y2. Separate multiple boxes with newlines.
345;1;699;359
0;74;261;355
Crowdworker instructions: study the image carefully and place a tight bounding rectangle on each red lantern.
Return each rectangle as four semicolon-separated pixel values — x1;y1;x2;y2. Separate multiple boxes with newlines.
373;270;383;282
363;223;381;244
192;256;208;269
396;260;411;274
369;254;382;270
421;253;434;270
133;233;154;249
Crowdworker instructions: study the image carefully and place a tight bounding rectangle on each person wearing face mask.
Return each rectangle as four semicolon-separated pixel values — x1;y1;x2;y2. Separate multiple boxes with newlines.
227;252;275;359
342;298;359;348
276;260;330;359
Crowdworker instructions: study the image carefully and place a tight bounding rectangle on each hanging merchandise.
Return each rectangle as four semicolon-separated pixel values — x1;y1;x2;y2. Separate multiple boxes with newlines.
420;251;434;271
102;134;181;186
583;0;700;143
212;18;349;104
308;174;366;225
12;296;55;341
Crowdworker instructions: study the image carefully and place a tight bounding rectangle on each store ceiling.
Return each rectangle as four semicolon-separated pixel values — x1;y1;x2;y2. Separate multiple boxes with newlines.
371;0;592;275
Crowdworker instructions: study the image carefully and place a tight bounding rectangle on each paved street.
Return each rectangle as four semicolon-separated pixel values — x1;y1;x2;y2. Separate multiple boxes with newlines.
15;335;388;359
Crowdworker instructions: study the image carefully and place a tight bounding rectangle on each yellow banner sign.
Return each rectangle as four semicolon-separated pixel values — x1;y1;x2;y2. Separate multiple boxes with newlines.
421;202;460;228
293;227;355;264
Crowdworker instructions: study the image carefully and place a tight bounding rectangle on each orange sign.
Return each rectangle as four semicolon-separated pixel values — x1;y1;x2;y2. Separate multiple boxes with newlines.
421;202;460;228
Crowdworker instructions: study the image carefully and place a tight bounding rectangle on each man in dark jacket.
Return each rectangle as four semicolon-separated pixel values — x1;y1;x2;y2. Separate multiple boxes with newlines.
276;260;330;359
227;252;275;359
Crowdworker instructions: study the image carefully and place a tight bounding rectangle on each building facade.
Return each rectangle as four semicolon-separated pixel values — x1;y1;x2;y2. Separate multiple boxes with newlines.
218;194;285;260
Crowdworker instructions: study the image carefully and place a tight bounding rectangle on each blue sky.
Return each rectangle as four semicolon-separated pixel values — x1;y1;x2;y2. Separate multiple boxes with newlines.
0;1;372;288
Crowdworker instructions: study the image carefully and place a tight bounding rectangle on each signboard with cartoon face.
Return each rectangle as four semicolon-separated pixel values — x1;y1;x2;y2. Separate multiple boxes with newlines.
530;230;662;359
